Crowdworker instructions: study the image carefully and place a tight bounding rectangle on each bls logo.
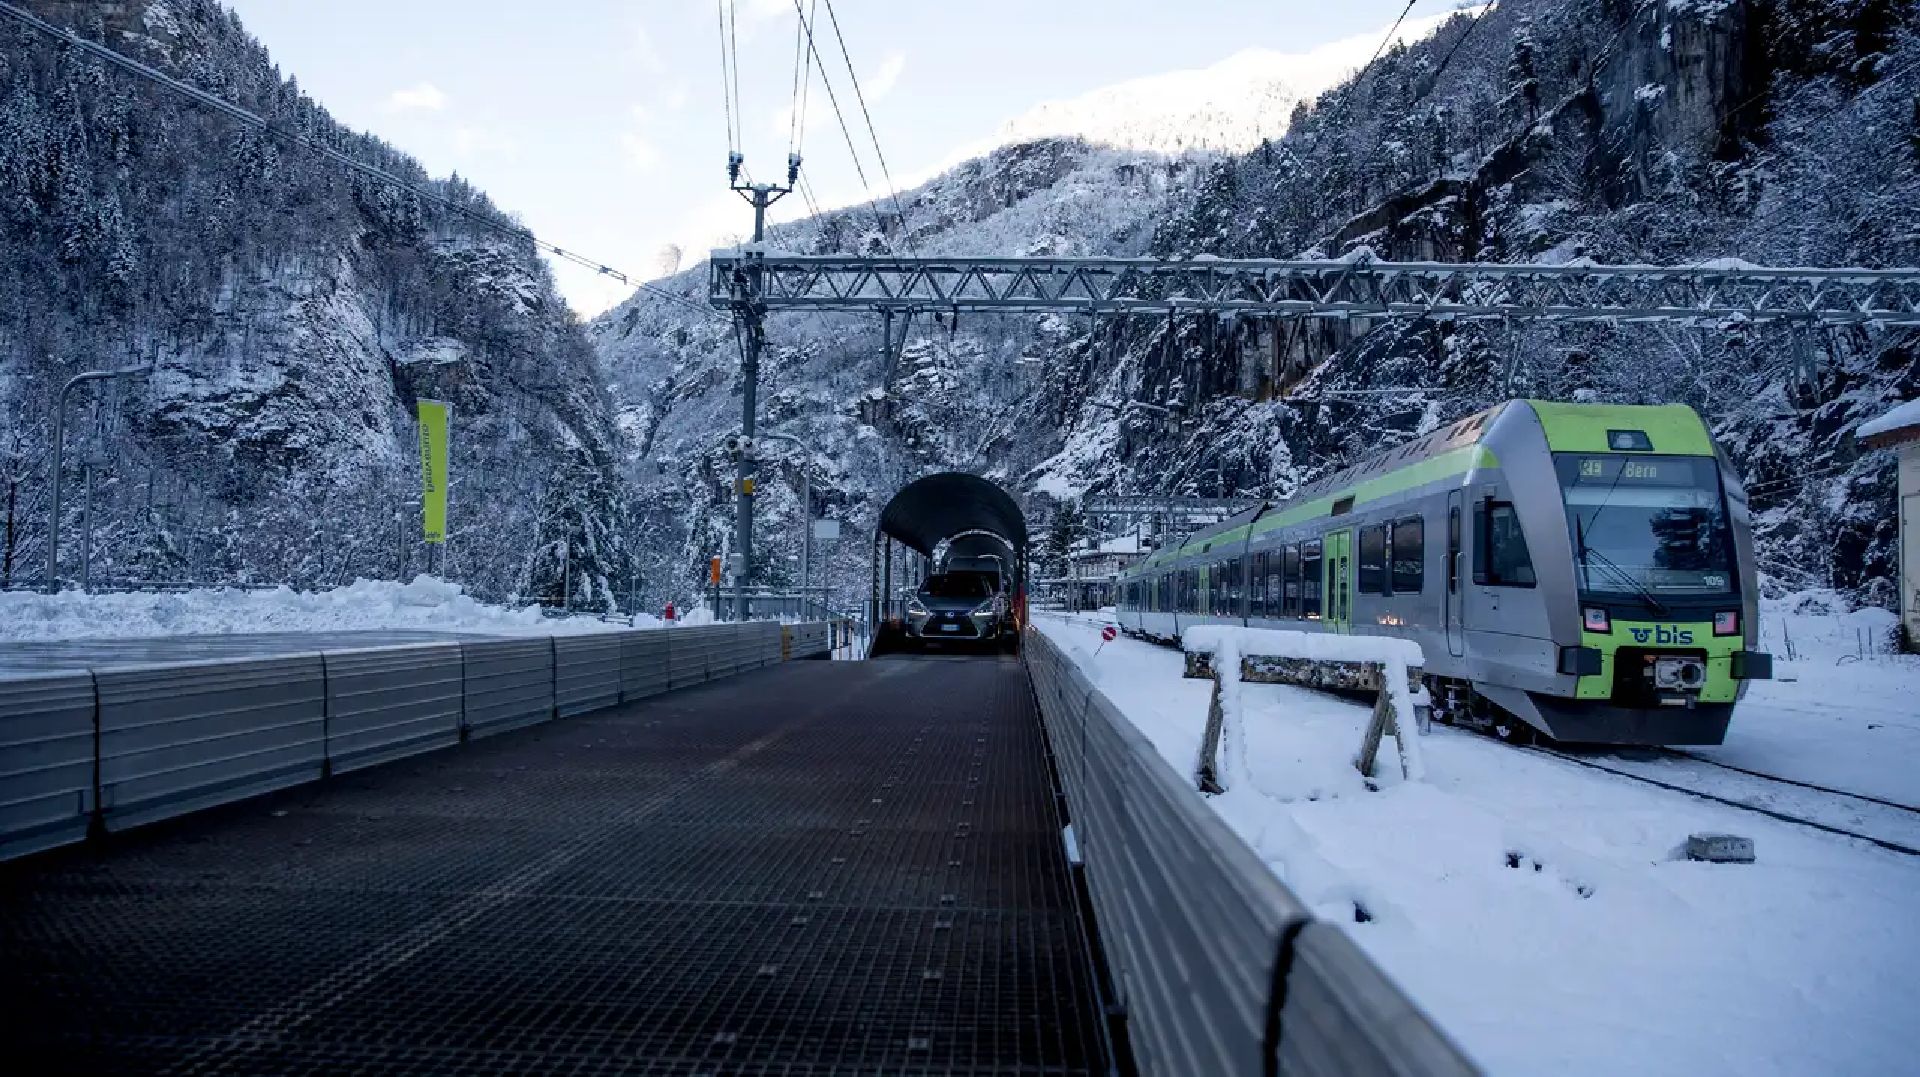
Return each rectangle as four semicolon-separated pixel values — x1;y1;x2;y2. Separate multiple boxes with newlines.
1629;625;1694;645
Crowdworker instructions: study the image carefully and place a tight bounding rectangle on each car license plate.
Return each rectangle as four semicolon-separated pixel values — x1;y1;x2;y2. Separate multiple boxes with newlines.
940;623;960;632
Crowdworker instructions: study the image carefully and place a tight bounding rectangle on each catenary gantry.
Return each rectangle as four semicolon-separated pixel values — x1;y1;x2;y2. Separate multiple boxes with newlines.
711;251;1920;325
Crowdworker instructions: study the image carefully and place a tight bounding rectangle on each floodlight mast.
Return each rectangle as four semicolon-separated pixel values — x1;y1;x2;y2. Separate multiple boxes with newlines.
722;153;798;621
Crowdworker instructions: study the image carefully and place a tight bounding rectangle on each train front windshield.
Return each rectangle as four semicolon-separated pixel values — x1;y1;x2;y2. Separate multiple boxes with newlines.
1555;455;1735;595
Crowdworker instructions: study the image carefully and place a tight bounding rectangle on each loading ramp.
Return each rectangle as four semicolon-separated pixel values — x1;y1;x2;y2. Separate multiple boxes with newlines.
0;656;1110;1074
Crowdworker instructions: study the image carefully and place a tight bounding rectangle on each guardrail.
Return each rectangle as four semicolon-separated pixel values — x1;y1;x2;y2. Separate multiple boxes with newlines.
1023;627;1476;1076
0;622;824;862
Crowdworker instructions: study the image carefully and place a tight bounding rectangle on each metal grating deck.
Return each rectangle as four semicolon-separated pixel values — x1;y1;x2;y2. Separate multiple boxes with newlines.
0;655;1109;1075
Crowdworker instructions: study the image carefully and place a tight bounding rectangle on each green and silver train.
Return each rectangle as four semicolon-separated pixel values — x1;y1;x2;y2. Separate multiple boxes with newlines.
1115;400;1774;745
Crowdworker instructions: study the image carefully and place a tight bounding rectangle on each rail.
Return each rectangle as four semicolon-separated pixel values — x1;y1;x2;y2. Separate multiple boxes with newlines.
0;622;828;861
1024;627;1476;1075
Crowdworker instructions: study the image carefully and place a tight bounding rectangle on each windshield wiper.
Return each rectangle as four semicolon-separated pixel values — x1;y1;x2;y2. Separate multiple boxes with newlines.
1576;516;1669;618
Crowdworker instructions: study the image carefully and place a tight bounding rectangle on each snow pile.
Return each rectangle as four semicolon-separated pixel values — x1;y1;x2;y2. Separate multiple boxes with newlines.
1184;625;1428;783
1857;397;1920;439
1182;624;1424;667
1760;589;1903;661
0;578;634;640
1182;622;1428;779
1035;612;1920;1077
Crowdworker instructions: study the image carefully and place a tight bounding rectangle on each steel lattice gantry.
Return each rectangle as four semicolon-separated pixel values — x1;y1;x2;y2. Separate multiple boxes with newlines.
709;252;1920;326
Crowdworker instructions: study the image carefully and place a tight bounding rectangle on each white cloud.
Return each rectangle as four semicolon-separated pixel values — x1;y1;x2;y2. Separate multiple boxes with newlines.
867;51;906;102
387;82;447;112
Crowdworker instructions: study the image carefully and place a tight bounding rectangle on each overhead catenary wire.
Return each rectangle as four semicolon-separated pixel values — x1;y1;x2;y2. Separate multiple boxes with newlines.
1360;0;1421;82
0;0;718;320
817;0;916;251
785;0;819;160
717;0;739;154
788;0;906;254
1421;1;1493;92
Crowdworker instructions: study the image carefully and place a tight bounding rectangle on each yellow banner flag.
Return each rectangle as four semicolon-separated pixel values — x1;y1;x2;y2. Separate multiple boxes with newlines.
417;399;451;544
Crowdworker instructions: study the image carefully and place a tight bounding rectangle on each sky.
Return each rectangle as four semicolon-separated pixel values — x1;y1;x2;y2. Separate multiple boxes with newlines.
222;1;1437;316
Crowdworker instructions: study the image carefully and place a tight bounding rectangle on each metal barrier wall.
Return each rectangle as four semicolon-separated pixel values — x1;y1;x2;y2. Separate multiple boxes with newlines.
0;671;98;860
555;635;624;718
782;623;831;660
462;637;556;738
0;622;829;862
667;625;726;688
1023;628;1477;1076
97;655;328;832
324;643;463;774
619;632;672;703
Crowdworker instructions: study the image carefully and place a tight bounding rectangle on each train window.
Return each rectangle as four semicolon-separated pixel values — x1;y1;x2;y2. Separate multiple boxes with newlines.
1392;516;1424;593
1250;552;1267;616
1282;545;1302;616
1227;558;1243;615
1301;540;1324;618
1475;502;1537;587
1358;525;1388;595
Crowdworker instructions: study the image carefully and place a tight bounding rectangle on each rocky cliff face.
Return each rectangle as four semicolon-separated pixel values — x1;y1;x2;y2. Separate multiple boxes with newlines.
0;0;632;605
599;0;1919;611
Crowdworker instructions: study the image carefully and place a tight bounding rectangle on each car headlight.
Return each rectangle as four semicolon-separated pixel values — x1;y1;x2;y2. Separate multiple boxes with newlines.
906;597;929;616
970;599;996;617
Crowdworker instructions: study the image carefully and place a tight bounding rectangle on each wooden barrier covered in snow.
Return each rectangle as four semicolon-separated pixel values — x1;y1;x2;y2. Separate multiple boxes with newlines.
1182;626;1429;789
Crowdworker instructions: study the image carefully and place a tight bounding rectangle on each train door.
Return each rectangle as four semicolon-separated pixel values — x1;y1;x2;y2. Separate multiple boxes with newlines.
1324;530;1353;632
1445;491;1466;657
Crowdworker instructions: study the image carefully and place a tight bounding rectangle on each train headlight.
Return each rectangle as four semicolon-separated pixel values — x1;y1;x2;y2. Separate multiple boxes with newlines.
1713;611;1739;636
1582;607;1611;633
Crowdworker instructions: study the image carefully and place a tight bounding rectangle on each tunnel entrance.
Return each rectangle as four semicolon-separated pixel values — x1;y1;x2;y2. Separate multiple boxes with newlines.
869;473;1028;657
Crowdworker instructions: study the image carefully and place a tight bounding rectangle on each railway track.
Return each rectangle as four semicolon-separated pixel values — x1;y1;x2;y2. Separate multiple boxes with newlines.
1528;747;1920;858
1039;613;1920;857
1659;749;1920;814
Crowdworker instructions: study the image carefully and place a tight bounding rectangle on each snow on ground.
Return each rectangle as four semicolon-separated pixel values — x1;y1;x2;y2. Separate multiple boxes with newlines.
1034;611;1920;1077
1690;594;1920;806
0;577;658;640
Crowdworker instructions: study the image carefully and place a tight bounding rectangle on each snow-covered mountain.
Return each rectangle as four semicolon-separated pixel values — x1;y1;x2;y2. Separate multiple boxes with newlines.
985;9;1468;157
0;0;633;606
595;0;1919;615
6;0;1911;619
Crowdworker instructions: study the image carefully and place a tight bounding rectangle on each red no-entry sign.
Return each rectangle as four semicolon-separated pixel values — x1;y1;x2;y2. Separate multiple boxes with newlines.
1101;625;1117;642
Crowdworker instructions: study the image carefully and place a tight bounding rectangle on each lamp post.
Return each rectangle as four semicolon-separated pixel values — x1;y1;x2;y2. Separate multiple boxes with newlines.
748;429;815;615
45;364;152;593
